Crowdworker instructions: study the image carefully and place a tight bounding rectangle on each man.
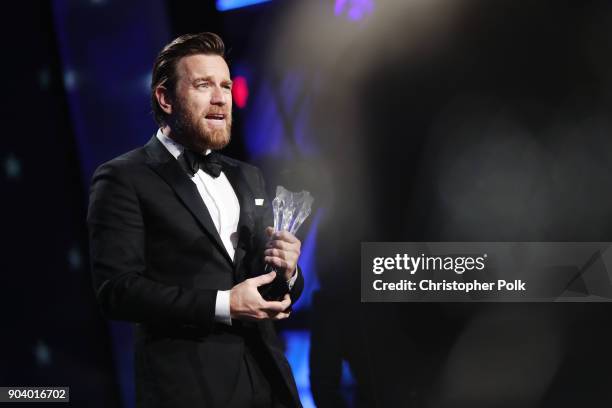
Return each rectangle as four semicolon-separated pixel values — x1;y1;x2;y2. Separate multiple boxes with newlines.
87;32;304;408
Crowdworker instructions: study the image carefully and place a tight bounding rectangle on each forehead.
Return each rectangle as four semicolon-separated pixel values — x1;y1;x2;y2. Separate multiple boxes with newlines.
176;54;230;81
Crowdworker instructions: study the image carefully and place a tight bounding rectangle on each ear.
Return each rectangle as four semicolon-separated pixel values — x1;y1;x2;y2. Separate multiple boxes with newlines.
155;85;173;115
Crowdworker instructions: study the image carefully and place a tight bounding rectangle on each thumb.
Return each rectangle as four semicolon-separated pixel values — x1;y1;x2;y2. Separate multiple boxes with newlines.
265;227;275;239
252;271;276;286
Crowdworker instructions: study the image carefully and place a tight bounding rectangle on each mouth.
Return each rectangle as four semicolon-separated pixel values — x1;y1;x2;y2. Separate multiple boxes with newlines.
204;113;227;127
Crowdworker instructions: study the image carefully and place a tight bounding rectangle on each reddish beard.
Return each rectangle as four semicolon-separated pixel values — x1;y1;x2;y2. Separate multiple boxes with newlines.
172;103;232;152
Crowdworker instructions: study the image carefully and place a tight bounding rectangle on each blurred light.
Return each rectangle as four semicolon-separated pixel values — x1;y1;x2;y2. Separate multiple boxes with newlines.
244;72;308;158
334;0;374;21
67;246;82;270
342;360;356;386
4;154;21;180
282;330;316;408
34;340;51;366
232;76;249;108
63;69;78;92
244;80;284;157
141;72;152;94
38;68;51;90
216;0;271;12
292;209;321;311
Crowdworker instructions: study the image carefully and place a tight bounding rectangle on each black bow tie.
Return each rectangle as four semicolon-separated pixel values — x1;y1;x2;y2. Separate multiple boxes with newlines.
182;149;223;178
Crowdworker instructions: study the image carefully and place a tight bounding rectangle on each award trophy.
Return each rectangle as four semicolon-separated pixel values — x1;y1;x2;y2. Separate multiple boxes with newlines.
259;186;314;301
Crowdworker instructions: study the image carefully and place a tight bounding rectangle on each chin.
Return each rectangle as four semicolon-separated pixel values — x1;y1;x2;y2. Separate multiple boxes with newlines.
202;129;230;151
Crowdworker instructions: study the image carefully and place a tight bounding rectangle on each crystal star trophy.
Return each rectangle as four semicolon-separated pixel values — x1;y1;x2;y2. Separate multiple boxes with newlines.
259;186;314;301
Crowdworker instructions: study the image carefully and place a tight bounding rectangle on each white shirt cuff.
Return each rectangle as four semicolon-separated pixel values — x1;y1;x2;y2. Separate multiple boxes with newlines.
214;290;232;326
287;267;299;290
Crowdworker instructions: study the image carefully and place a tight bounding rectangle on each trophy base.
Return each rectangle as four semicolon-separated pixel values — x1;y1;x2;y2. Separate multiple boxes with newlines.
258;267;290;301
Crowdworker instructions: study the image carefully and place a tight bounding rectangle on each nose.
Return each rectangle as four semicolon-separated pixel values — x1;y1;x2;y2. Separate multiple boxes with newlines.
210;86;227;106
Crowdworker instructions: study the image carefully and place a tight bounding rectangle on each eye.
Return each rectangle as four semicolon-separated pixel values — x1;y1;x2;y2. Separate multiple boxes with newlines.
196;82;210;88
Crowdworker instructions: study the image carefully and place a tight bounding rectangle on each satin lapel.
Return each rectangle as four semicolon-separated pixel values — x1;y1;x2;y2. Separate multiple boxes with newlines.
144;137;233;266
222;161;256;279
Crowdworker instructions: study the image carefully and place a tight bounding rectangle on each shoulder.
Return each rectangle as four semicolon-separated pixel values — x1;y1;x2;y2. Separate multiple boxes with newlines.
92;146;150;181
218;153;269;194
98;145;149;169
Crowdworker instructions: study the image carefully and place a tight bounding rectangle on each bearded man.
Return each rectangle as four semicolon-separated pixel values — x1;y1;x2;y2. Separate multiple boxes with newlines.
87;32;304;408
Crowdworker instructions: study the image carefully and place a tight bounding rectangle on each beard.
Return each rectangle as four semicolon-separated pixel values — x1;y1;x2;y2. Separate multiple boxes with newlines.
171;101;232;152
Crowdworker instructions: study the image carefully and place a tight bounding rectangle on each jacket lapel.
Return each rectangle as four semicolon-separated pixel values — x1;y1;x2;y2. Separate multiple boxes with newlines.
220;157;256;280
144;136;234;266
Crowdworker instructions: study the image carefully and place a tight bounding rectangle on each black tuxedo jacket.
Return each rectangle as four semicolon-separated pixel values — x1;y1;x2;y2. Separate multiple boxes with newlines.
87;136;304;407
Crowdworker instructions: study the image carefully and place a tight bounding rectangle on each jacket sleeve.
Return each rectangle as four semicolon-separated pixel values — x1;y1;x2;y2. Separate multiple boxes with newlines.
87;161;217;330
255;168;305;305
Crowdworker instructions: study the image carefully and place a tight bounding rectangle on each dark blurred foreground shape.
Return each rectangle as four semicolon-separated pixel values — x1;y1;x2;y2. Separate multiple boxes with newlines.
306;0;612;406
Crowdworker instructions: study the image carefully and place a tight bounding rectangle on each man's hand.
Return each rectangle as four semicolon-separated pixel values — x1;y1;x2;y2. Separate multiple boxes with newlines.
264;227;301;281
230;271;292;321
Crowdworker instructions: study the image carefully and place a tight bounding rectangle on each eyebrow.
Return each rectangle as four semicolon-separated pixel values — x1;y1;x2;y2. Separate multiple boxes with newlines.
193;76;233;86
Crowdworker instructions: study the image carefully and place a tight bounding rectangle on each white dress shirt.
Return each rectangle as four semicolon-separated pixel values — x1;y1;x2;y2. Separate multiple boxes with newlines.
156;129;297;326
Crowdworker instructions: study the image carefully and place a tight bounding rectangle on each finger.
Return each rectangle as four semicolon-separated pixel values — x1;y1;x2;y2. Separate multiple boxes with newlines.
251;271;276;286
266;240;297;252
272;230;299;244
272;312;290;320
264;256;289;270
267;254;298;271
264;248;289;259
261;300;288;313
279;294;292;310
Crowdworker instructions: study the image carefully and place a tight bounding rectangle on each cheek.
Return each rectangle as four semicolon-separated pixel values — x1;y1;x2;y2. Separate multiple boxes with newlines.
185;92;210;114
195;98;211;115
